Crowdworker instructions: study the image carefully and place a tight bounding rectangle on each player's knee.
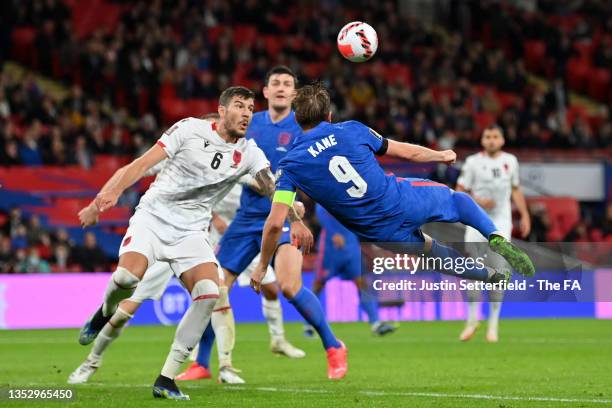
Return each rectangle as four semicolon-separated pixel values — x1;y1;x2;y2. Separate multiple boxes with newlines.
213;285;231;312
191;279;220;303
109;307;133;329
261;283;279;300
279;280;301;299
112;267;140;290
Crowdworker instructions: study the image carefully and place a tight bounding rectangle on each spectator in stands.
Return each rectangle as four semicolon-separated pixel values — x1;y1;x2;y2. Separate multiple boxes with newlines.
11;224;28;250
573;117;597;148
72;232;108;272
565;220;590;242
602;203;612;238
53;228;74;249
73;135;93;169
18;120;44;166
0;235;12;273
15;247;51;273
26;214;45;245
527;203;551;242
1;140;21;166
52;243;71;272
12;248;27;273
594;37;612;69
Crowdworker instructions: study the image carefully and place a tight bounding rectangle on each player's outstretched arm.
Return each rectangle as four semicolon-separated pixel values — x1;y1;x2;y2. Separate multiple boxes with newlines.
386;139;456;164
94;144;167;212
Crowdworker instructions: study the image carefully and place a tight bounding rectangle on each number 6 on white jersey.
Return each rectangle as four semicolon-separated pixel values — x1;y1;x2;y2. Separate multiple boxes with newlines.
329;155;367;198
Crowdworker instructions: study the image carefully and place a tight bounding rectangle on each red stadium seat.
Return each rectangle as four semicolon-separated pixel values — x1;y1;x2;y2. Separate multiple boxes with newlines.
528;197;580;241
566;105;588;127
11;27;37;65
566;58;590;92
474;112;496;131
573;41;594;62
587;68;611;102
523;41;546;72
263;35;284;57
233;25;257;48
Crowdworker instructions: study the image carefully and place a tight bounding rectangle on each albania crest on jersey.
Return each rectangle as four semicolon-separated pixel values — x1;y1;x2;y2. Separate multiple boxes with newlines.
231;150;242;168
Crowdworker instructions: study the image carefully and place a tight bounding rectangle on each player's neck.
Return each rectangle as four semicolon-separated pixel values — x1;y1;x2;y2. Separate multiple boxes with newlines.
268;107;291;124
484;150;502;158
216;123;239;144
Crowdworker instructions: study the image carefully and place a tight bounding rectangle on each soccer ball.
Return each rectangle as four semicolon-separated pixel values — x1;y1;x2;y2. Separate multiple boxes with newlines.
337;21;378;63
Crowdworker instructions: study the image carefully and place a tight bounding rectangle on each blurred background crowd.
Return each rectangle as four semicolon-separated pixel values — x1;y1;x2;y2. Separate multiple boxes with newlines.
0;0;611;273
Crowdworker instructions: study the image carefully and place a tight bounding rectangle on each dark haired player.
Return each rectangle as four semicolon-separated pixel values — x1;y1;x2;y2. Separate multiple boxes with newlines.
184;67;347;381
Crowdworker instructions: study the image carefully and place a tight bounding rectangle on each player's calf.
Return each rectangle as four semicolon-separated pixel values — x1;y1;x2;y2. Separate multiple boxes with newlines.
156;276;218;399
79;267;140;345
211;285;235;369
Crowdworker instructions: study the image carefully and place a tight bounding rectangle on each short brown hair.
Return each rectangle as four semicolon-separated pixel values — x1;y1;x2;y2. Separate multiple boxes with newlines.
293;83;331;129
219;86;255;107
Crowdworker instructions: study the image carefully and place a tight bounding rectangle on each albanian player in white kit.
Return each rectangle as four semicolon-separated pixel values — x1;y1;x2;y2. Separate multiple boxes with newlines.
177;181;306;384
456;125;531;342
75;86;311;400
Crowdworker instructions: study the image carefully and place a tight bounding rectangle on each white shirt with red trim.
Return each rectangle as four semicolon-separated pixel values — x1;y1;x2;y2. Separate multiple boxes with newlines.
136;117;269;233
457;151;519;223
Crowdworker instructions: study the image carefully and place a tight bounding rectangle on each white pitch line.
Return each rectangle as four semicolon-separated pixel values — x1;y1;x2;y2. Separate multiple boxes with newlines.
18;382;612;405
2;337;612;345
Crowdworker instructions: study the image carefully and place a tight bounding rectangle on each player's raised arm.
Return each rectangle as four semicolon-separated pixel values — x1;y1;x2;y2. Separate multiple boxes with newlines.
94;144;167;213
385;139;456;165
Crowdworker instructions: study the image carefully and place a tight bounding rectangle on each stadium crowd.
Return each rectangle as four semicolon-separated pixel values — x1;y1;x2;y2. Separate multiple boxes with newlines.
0;0;611;272
0;208;111;273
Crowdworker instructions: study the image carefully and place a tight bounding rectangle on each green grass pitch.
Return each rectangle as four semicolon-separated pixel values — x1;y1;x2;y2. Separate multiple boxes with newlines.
1;319;611;407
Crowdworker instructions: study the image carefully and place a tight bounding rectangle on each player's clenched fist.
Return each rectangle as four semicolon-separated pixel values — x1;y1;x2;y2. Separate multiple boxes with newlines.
440;150;456;165
250;263;267;294
290;221;313;254
78;202;100;227
94;189;120;212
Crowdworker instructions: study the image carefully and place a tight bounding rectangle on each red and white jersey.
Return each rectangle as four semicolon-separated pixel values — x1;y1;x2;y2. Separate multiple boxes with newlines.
457;151;519;223
136;117;269;232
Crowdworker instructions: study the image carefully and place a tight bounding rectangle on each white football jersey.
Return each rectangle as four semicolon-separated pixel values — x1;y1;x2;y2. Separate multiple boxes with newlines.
136;118;269;232
213;183;242;221
457;151;519;223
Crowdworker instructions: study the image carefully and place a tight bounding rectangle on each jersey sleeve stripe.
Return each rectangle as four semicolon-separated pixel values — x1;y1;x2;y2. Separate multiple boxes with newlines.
410;180;447;187
273;190;296;206
156;140;166;148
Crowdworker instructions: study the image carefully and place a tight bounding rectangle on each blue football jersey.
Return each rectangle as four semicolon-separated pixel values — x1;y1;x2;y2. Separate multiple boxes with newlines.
238;110;302;219
277;120;405;241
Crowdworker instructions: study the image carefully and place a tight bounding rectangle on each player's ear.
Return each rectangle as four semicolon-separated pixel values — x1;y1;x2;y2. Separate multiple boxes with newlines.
263;86;269;100
218;104;225;119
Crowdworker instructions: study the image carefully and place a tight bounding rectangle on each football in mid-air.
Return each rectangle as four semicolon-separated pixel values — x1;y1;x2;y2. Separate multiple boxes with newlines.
337;21;378;62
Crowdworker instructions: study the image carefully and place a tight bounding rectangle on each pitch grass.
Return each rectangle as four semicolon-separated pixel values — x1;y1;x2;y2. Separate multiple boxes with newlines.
1;319;611;407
